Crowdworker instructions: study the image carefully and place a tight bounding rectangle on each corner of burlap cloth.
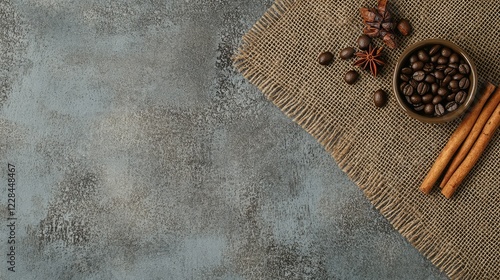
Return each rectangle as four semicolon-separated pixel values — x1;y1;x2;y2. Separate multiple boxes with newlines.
233;0;500;279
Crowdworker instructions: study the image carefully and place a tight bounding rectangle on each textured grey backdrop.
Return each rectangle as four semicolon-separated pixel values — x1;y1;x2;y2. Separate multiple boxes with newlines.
0;0;447;279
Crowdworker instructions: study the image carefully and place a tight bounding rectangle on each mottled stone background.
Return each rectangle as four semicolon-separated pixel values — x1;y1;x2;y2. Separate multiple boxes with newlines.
0;0;447;279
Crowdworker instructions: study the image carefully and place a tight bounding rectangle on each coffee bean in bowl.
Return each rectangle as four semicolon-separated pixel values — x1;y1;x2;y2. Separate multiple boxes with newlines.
393;39;477;123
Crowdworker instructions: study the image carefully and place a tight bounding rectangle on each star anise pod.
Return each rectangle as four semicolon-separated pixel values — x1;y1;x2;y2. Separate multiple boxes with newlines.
354;45;385;77
360;0;397;49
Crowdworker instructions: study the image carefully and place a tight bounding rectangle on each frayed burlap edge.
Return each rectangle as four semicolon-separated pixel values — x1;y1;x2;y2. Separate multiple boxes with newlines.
233;1;470;279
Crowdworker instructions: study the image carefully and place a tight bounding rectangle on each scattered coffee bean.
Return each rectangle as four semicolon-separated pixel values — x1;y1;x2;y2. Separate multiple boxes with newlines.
373;89;388;107
397;19;412;36
344;70;359;84
398;44;472;117
455;91;466;104
357;35;371;50
339;47;355;60
318;51;334;65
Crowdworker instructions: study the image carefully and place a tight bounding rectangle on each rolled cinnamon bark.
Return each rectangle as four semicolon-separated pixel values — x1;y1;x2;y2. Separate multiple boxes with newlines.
442;102;500;198
439;87;500;188
419;83;496;194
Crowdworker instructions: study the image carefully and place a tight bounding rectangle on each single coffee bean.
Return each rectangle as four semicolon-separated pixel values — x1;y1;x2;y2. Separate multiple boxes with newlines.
422;93;434;104
455;91;466;104
431;54;440;63
409;79;418;88
449;80;459;89
431;83;439;94
425;74;436;83
449;53;460;64
447;93;456;102
318;51;334;65
444;67;457;76
437;56;449;64
423;63;434;73
400;73;410;82
437;87;448;96
417;50;430;62
414;104;425;111
435;64;447;70
429;45;441;56
446;101;458;112
448;63;458;69
434;70;445;79
409;54;419;64
459;77;470;89
412;61;424;71
403;84;414;96
410;94;422;104
424;104;435;115
432;95;443;104
357;35;371;50
344;70;359;84
453;73;464;80
413;70;425;81
435;103;445;116
442;75;452;85
459;63;470;74
401;67;413;75
373;89;388;107
417;82;429;95
400;82;408;91
397;19;412;36
339;47;355;60
441;47;452;57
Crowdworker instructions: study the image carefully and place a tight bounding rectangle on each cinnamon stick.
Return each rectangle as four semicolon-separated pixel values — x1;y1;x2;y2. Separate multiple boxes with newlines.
419;83;496;194
441;102;500;198
439;87;500;188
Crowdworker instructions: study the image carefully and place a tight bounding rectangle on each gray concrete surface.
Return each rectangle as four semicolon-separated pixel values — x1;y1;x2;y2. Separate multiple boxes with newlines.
0;0;448;279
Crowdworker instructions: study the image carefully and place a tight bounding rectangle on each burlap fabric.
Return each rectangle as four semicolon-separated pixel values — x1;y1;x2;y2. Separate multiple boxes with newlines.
234;0;500;279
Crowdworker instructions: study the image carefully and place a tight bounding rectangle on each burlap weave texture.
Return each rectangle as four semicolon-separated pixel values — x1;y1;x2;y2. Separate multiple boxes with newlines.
234;0;500;279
